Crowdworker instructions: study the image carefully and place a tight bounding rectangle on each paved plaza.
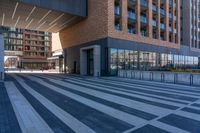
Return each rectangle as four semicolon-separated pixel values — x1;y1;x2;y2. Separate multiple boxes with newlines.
1;74;200;133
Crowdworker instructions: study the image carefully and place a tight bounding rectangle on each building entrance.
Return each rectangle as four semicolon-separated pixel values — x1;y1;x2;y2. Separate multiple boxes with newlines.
87;49;94;75
80;45;101;77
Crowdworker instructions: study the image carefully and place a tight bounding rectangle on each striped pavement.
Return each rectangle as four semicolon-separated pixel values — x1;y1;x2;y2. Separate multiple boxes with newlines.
2;73;200;133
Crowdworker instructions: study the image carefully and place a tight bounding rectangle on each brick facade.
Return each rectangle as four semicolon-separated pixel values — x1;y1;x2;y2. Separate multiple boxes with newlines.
60;0;180;49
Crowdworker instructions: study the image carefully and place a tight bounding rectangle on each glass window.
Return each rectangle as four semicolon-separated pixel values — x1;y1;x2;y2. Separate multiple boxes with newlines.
168;54;174;67
125;50;130;70
161;53;168;68
130;51;138;70
118;49;125;70
110;48;118;75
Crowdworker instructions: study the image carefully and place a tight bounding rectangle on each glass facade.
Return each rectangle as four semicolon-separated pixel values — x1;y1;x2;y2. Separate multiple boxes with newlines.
109;48;200;75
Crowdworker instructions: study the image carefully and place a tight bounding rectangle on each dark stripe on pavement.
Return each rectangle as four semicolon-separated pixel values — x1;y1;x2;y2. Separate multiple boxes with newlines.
24;79;133;133
102;78;200;94
62;80;179;110
159;114;200;133
84;79;198;102
65;77;188;105
42;78;158;120
11;77;75;133
131;125;170;133
0;82;21;133
181;107;200;115
191;103;200;108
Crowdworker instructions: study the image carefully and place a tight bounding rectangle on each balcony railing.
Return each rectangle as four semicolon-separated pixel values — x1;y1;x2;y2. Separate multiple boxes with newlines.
128;11;136;20
129;0;137;3
140;16;147;24
140;0;148;7
160;8;165;16
169;13;173;19
152;20;157;27
128;28;135;34
115;24;121;31
168;27;172;32
115;6;120;16
160;23;165;30
174;16;177;21
174;29;177;34
152;4;157;12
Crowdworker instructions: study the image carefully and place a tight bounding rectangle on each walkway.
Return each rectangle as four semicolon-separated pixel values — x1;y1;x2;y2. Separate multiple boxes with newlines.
2;73;200;133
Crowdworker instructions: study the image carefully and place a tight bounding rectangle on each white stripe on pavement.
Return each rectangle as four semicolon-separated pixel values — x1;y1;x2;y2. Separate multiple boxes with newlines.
13;75;96;133
65;78;186;107
30;75;173;116
5;82;54;133
26;75;147;127
86;78;200;99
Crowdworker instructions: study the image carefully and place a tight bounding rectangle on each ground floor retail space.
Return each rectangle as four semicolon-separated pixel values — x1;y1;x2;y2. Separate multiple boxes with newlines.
64;38;200;76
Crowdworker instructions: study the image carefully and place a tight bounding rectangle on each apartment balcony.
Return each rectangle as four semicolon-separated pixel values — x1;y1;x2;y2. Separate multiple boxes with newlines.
160;23;165;30
168;27;172;32
115;23;121;31
168;0;173;6
140;0;148;8
115;6;120;16
169;13;173;19
129;0;137;5
140;16;147;24
174;3;177;8
152;4;157;13
174;29;177;34
128;28;136;34
160;8;165;16
152;20;157;28
174;16;177;21
128;11;136;21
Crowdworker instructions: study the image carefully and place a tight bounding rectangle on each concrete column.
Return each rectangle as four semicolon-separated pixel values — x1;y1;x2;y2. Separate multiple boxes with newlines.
64;48;67;73
93;45;101;77
0;34;4;80
80;49;87;75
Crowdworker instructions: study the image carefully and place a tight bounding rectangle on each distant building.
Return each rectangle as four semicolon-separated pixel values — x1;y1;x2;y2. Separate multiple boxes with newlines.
48;33;64;73
181;0;200;50
1;26;52;69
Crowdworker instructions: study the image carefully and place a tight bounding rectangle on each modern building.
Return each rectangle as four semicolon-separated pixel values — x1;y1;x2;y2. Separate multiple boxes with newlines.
0;0;199;77
59;0;200;76
181;0;200;50
1;26;52;69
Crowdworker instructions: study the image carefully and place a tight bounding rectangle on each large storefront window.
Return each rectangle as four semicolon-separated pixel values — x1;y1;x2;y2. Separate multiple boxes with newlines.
109;48;200;75
118;49;125;70
125;50;130;70
130;51;138;70
168;54;174;67
110;48;118;75
161;54;168;68
139;51;156;70
194;57;198;68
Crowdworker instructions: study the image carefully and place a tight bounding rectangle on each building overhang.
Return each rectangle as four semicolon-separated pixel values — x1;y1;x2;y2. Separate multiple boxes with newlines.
0;0;87;32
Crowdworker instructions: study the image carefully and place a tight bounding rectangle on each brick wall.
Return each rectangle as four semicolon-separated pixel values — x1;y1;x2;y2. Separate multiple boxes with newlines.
60;0;180;50
59;0;109;49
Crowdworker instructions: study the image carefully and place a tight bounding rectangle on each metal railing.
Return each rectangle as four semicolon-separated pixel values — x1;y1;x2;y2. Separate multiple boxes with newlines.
118;70;200;86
